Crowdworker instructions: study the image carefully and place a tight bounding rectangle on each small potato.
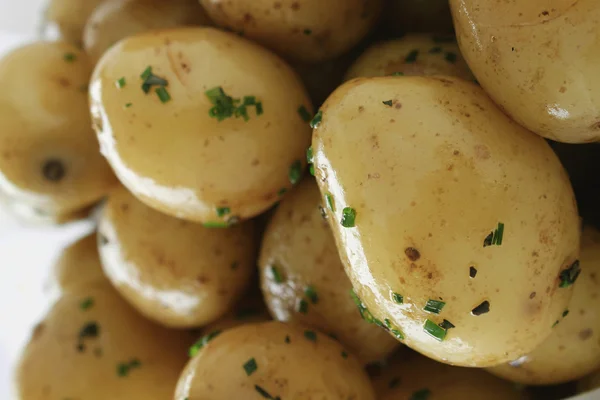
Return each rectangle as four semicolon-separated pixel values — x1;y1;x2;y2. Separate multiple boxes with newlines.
0;42;117;222
98;186;257;328
199;0;383;63
373;351;526;399
83;0;212;64
175;321;376;399
345;34;473;81
383;0;454;35
259;179;399;363
43;0;105;45
16;285;193;400
451;0;600;143
312;76;580;367
90;28;312;223
488;226;600;385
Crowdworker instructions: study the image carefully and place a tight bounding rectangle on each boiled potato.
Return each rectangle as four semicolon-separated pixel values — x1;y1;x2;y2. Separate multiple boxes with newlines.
175;321;376;399
259;179;399;363
98;185;257;328
373;351;526;399
383;0;454;35
345;34;473;81
90;28;312;223
199;0;383;63
451;0;600;143
487;225;600;384
83;0;212;64
312;76;580;367
0;42;117;222
42;0;105;45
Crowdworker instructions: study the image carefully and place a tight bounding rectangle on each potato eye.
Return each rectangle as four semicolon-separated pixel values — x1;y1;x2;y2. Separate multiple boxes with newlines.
42;159;66;182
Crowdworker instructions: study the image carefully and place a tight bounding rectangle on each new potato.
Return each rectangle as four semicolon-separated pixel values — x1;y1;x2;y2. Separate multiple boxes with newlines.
312;75;580;366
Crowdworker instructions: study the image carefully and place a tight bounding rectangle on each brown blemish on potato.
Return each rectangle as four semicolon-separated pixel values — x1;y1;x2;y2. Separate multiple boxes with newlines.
474;144;491;160
273;2;282;10
395;103;402;110
579;329;593;340
58;78;70;87
291;2;300;10
251;159;260;166
559;86;567;93
357;106;364;112
31;322;45;341
404;247;420;261
197;275;210;284
370;135;380;149
120;203;129;212
529;292;536;299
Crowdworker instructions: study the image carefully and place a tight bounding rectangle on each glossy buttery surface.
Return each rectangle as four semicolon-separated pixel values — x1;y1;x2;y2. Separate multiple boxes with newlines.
0;42;116;222
312;76;580;366
488;226;600;384
98;186;257;328
90;28;312;223
451;0;600;143
259;179;399;363
175;321;376;399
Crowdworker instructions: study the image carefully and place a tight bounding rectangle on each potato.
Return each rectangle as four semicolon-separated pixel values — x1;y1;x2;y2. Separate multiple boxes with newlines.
487;225;600;384
373;351;526;399
174;321;376;399
259;179;399;363
0;42;117;222
83;0;212;64
98;185;257;328
43;0;105;45
16;284;193;400
312;76;580;367
451;0;600;143
90;28;312;223
345;34;473;81
198;0;383;63
383;0;454;35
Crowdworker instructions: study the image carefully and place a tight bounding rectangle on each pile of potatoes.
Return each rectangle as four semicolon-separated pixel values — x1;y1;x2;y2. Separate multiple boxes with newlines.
6;0;600;398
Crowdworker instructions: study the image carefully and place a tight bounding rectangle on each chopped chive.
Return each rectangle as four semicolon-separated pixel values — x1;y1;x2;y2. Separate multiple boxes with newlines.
309;165;315;176
469;266;477;278
125;103;133;108
140;66;152;79
298;105;311;122
63;52;76;62
304;285;318;304
254;385;278;399
269;266;284;283
424;319;447;341
445;52;457;63
306;146;314;164
410;388;432;400
216;207;231;217
562;309;570;317
297;298;309;314
384;318;392;329
202;221;229;228
391;328;405;340
243;96;256;105
559;260;581;288
423;299;445;314
392;292;403;304
278;188;288;196
310;110;323;129
429;46;443;54
341;351;348;358
325;193;335;211
78;322;99;339
117;358;141;377
288;160;303;185
285;335;291;344
392;72;405;76
80;297;94;311
243;358;258;376
471;300;490;316
256;102;263;115
304;330;317;342
484;222;505;247
205;86;261;121
439;319;455;330
552;320;560;328
405;50;419;63
341;207;356;228
303;29;312;35
383;100;393;106
483;232;494;247
189;330;222;357
116;77;126;88
155;86;171;103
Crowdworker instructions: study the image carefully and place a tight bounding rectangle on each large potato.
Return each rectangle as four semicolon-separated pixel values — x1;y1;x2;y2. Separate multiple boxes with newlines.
175;321;376;399
98;185;257;328
43;0;105;45
312;76;580;367
345;34;473;81
198;0;382;63
90;28;312;223
0;42;117;222
259;179;399;363
451;0;600;143
83;0;211;64
488;226;600;384
373;351;526;399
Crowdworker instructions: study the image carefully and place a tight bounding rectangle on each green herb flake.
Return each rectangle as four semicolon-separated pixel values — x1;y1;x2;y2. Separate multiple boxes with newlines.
155;86;171;103
140;66;152;80
116;358;141;377
429;46;443;54
445;52;457;63
202;221;229;228
256;102;264;115
254;385;279;399
298;105;311;122
310;110;323;129
305;285;319;304
205;86;262;121
309;165;315;176
392;292;403;304
383;100;393;106
63;52;76;62
297;299;309;314
341;351;348;358
304;330;317;342
139;67;169;94
439;319;455;330
391;328;405;340
552;320;560;328
471;300;490;316
278;188;288;196
80;297;94;311
484;222;505;247
189;330;222;357
392;72;405;76
389;377;400;388
559;260;581;288
116;77;126;89
424;319;447;341
216;207;231;217
303;29;312;35
243;357;258;376
563;309;570;318
424;299;446;314
410;388;432;400
270;266;284;283
78;322;99;339
324;193;335;212
341;207;356;228
125;103;133;108
306;146;314;164
405;50;419;63
285;335;291;344
288;160;303;185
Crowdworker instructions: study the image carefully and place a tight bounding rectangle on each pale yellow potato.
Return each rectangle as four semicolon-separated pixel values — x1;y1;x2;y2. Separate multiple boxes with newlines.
383;0;454;35
451;0;600;143
488;225;600;384
259;179;399;363
0;42;117;222
199;0;383;63
98;185;257;328
43;0;105;45
175;321;376;399
83;0;212;64
345;34;473;81
312;76;580;367
16;285;194;400
90;28;312;223
373;351;527;399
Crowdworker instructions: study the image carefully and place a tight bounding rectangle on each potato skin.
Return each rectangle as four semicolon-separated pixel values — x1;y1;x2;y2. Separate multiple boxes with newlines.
98;186;257;328
43;0;105;45
259;179;399;363
175;321;376;399
0;42;117;221
312;76;580;367
451;0;600;143
90;27;312;223
345;34;473;81
488;226;600;385
83;0;211;64
199;0;383;63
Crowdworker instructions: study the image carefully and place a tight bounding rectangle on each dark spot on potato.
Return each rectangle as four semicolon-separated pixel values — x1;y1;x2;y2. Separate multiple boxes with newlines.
559;86;566;93
453;150;460;156
427;272;433;279
579;329;593;340
291;1;300;10
394;103;402;109
541;10;549;16
474;144;491;160
120;203;129;212
273;2;282;9
472;301;490;316
243;13;253;23
32;322;45;340
529;292;536;299
358;106;364;112
404;247;420;261
100;235;109;246
58;77;70;87
251;159;260;166
197;275;210;284
367;173;380;179
42;159;66;182
469;266;477;278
